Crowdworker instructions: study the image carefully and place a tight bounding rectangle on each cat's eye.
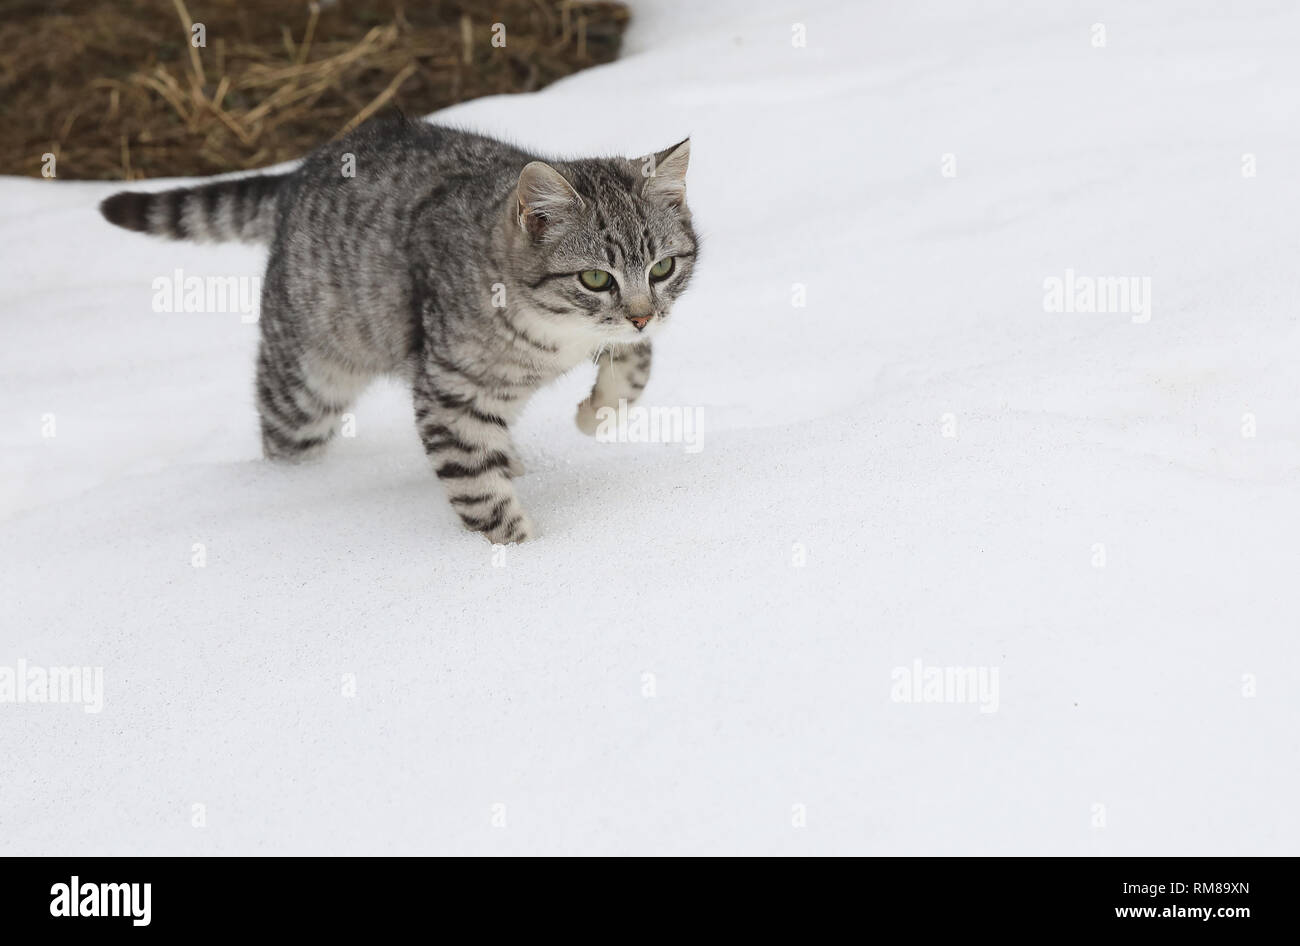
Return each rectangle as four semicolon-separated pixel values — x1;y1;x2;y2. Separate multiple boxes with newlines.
579;269;613;291
649;257;675;281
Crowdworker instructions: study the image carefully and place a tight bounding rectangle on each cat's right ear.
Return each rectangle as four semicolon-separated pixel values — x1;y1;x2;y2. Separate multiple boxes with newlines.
516;162;583;240
643;139;690;207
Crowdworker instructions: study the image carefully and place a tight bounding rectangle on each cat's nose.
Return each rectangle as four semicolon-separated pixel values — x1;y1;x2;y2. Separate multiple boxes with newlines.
626;314;652;331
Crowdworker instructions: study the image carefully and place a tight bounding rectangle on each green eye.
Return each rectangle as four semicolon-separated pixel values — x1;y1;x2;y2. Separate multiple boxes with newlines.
649;257;675;280
579;269;613;291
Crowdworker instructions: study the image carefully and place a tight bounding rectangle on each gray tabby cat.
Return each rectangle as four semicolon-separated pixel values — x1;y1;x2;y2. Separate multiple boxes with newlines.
100;117;697;544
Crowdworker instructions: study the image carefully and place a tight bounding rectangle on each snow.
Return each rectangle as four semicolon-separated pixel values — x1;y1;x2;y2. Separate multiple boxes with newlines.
2;0;1298;855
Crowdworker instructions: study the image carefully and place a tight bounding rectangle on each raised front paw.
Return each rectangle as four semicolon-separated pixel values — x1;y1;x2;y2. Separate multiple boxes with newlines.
576;397;604;436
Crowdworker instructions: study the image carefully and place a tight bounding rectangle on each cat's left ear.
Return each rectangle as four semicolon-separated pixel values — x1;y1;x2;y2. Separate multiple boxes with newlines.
517;161;583;240
643;138;690;208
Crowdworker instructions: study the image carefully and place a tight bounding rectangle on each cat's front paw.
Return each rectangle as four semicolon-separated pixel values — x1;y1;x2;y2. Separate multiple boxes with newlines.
575;398;604;436
482;510;533;545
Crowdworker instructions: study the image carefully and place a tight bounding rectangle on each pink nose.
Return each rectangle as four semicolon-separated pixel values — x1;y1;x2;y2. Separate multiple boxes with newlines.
627;315;651;331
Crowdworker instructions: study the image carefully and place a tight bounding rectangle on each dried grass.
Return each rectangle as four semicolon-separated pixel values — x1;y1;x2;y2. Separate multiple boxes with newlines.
0;0;629;180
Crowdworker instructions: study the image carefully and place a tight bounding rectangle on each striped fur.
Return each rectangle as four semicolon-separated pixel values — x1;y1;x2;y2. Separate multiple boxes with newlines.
99;173;286;243
100;117;697;543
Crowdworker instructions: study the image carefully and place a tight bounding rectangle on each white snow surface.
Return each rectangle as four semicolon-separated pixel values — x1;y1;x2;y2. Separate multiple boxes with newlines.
2;0;1298;855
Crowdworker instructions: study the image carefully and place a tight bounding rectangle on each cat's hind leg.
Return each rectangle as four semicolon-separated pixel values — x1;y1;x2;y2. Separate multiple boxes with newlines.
256;342;370;461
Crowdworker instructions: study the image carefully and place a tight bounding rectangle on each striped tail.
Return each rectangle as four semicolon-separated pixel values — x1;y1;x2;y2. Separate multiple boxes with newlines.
99;173;288;244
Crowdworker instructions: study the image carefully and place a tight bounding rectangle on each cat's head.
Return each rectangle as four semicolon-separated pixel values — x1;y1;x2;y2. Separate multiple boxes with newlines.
509;140;696;343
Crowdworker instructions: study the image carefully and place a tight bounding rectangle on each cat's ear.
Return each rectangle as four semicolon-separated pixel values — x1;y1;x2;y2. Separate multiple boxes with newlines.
643;138;690;207
516;161;583;240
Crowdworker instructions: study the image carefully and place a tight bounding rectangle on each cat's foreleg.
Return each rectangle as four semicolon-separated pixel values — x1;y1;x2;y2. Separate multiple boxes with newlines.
414;365;533;544
576;340;652;435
